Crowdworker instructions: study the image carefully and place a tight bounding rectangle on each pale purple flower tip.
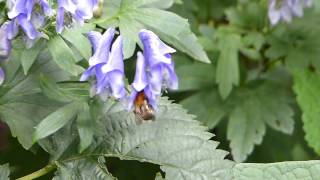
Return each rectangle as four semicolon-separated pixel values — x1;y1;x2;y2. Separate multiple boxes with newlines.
0;68;4;86
56;0;99;33
0;23;12;61
268;0;313;25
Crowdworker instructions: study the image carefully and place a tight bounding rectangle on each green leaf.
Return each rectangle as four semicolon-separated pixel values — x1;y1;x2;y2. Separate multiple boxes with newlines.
182;79;294;162
101;0;210;63
20;40;44;75
77;102;94;152
40;75;89;103
90;98;234;179
233;161;320;179
0;164;10;180
266;24;320;71
215;29;241;99
53;157;116;180
33;101;81;142
175;62;215;91
293;70;320;155
48;36;84;76
0;51;70;149
62;27;92;60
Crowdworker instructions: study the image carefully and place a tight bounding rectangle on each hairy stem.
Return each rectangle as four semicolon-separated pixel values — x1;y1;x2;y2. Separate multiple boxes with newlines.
16;163;56;180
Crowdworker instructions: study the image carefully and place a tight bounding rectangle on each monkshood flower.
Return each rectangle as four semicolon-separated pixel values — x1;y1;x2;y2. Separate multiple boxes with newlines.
128;29;178;111
0;22;13;86
139;29;178;95
0;23;12;62
268;0;313;25
80;28;126;100
56;0;98;33
7;0;51;41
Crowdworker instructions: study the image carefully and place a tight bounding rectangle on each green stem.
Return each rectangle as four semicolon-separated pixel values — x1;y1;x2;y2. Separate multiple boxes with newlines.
16;163;56;180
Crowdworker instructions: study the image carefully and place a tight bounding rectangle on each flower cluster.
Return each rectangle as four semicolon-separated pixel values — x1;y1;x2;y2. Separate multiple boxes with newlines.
56;0;99;33
0;0;99;85
268;0;313;25
80;28;178;111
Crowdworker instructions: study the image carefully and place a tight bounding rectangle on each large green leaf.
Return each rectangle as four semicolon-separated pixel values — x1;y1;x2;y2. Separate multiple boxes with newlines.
293;70;320;155
86;98;234;180
182;80;294;162
233;161;320;180
0;51;70;149
100;0;210;63
0;164;10;180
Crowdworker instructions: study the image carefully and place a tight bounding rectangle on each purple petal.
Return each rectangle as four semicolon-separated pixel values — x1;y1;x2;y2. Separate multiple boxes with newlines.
290;0;304;17
139;29;176;68
304;0;313;7
128;90;138;110
56;8;65;34
89;28;115;66
149;65;163;95
280;3;293;22
108;71;126;99
74;0;96;20
0;68;4;85
17;14;41;40
101;36;124;74
164;62;178;90
87;31;102;53
0;23;12;61
95;65;108;94
268;0;281;25
57;0;77;13
6;20;19;40
26;0;35;20
144;86;158;110
39;0;53;16
80;66;95;81
7;0;27;19
132;52;148;92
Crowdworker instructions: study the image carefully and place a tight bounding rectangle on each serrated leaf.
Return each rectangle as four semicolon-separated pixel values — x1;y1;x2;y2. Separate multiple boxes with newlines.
293;70;320;155
33;101;81;142
89;98;234;180
233;160;320;180
100;0;210;63
62;27;92;60
48;36;84;76
216;31;241;99
227;98;266;162
53;157;116;180
0;164;10;180
20;40;44;75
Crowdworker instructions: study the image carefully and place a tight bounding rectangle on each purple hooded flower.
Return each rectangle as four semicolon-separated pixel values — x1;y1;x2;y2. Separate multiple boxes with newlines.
268;0;313;25
0;23;12;62
7;0;51;41
80;28;126;100
128;29;178;110
56;0;98;33
0;22;13;86
0;68;4;86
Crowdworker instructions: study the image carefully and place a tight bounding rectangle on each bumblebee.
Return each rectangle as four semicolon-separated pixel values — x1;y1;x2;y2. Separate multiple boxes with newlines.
134;91;155;121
